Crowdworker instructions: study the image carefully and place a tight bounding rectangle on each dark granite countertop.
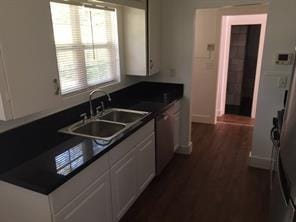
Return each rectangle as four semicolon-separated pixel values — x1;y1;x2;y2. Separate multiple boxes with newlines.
0;82;183;195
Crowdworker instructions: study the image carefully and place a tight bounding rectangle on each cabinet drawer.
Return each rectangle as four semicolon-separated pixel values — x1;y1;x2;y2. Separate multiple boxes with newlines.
54;172;112;222
50;154;109;214
109;120;154;166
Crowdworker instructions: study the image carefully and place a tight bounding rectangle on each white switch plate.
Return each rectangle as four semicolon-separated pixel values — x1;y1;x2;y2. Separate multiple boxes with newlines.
207;44;215;51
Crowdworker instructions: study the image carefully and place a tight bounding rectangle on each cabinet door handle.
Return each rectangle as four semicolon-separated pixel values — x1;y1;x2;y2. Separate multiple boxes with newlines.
150;60;154;70
53;78;60;95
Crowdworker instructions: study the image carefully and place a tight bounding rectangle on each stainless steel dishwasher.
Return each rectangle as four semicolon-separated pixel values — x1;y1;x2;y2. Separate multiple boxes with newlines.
156;105;175;175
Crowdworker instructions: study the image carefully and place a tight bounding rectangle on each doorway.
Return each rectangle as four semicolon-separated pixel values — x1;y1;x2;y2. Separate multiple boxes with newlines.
225;25;261;117
216;14;267;125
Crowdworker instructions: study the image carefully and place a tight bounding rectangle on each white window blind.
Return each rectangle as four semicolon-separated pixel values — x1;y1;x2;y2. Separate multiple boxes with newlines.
55;144;84;176
50;2;120;95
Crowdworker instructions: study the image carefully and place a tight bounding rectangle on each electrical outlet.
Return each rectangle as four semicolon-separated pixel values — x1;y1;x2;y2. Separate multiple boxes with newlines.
278;76;288;89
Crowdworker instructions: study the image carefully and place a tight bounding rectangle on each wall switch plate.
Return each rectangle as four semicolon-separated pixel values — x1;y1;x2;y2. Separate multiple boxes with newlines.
207;44;215;51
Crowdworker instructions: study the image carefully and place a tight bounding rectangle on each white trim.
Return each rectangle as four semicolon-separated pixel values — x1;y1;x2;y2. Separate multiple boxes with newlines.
216;109;223;117
216;16;230;117
248;152;271;170
192;114;215;124
216;13;268;119
217;121;254;127
176;142;193;155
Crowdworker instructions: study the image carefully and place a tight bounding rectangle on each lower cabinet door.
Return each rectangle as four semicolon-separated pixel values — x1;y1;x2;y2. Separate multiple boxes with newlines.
136;133;155;194
110;149;137;222
54;172;112;222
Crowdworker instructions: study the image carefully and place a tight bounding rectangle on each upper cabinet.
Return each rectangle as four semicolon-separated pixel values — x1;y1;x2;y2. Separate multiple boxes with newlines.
123;0;161;76
148;0;161;75
0;0;62;121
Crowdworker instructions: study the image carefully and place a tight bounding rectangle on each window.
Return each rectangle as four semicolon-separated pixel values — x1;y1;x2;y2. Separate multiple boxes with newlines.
50;1;120;95
55;144;84;176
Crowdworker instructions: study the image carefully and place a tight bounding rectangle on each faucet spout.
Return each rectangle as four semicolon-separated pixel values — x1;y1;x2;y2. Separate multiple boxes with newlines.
89;89;112;117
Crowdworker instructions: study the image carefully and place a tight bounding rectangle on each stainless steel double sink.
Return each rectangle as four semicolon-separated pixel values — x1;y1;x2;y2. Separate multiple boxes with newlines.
59;108;149;142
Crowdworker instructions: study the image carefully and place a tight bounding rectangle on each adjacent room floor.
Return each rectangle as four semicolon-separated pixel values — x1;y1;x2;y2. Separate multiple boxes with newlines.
217;114;255;126
120;123;269;222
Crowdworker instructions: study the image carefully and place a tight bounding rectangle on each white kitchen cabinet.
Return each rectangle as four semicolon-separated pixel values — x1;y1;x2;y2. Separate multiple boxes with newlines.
0;0;62;121
123;7;147;75
124;0;161;76
148;0;161;75
111;148;138;222
54;172;112;222
0;120;155;222
136;133;155;194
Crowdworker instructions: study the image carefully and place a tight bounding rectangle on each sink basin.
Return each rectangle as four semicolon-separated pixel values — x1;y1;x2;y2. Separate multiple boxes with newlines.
59;108;150;142
73;121;125;138
99;108;148;124
60;120;126;141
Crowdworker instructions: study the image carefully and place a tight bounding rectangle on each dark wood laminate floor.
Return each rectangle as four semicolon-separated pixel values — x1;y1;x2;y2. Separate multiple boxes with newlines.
120;123;270;222
217;114;255;126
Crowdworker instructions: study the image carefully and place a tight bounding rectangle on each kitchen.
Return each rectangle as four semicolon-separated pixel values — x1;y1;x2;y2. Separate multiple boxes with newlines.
0;0;295;222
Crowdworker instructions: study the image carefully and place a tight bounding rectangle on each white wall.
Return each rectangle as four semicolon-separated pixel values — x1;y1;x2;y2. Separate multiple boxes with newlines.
192;9;219;124
154;0;296;166
251;0;296;168
153;0;295;164
147;0;269;151
192;6;268;124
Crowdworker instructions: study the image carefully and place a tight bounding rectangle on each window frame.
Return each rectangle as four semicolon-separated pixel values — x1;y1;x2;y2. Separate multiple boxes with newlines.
50;0;122;97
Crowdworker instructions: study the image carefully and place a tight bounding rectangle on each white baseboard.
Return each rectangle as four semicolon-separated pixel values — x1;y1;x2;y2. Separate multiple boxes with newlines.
176;142;192;155
192;114;214;124
248;152;271;170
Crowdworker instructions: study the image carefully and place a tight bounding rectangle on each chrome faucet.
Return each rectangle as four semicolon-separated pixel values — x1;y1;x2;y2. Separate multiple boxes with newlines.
89;89;112;118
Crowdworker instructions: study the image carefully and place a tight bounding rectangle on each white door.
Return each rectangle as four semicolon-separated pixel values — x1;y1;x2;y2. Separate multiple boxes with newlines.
148;0;161;75
0;0;62;120
136;133;155;194
55;172;112;222
111;148;137;222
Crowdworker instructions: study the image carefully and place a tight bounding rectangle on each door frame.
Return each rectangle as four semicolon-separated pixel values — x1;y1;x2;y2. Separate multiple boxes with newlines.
215;14;267;119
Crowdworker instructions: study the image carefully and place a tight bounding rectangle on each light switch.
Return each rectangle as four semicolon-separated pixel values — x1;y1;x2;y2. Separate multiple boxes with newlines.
207;44;215;51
